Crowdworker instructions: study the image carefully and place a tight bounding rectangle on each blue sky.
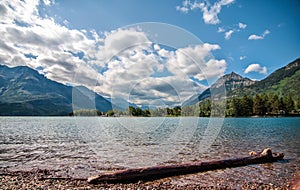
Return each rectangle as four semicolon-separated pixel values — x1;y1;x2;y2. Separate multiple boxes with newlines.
47;0;300;77
0;0;299;106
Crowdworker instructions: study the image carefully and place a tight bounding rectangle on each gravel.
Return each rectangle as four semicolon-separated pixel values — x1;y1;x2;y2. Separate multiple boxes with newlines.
0;168;296;190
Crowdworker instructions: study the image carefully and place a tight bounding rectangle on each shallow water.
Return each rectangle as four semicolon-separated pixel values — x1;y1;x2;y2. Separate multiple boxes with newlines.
0;117;299;186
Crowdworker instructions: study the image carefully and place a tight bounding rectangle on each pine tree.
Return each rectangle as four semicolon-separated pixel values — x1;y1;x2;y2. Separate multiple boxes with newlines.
253;94;263;115
240;94;253;116
284;94;295;113
271;95;280;114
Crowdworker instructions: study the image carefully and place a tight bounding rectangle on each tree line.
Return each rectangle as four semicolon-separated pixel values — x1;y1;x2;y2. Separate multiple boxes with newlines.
68;93;300;117
68;106;182;117
124;106;181;117
198;93;300;117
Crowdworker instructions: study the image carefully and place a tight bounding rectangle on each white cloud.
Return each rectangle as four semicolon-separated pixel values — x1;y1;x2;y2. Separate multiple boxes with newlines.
164;43;226;82
176;6;189;13
153;44;160;51
63;19;69;26
224;30;234;40
244;63;267;74
0;0;103;84
263;29;270;35
0;0;227;107
102;28;150;62
176;0;190;13
217;27;225;33
218;22;246;40
248;29;270;40
238;22;247;29
176;0;235;25
248;34;263;40
43;0;54;6
101;42;225;105
239;56;246;60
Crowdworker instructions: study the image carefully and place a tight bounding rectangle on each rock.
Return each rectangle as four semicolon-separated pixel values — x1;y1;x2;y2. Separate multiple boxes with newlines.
249;151;258;156
260;148;272;157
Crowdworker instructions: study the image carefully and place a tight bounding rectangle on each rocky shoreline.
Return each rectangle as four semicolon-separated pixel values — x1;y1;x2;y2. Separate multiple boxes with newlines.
0;169;295;190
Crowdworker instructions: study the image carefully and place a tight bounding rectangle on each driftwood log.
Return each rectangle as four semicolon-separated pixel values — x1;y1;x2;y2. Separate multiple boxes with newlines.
88;148;284;184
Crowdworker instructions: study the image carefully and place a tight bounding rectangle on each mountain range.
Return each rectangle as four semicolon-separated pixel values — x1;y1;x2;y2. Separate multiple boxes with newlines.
184;57;300;105
0;65;112;115
0;57;299;115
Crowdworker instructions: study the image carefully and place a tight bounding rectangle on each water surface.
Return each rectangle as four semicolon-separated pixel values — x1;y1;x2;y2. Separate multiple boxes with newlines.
0;117;299;186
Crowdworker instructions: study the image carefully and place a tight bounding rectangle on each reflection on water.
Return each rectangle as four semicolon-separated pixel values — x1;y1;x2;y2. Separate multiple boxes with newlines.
0;117;299;185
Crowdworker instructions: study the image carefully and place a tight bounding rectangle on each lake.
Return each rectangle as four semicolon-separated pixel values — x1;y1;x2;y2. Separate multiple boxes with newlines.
0;117;299;186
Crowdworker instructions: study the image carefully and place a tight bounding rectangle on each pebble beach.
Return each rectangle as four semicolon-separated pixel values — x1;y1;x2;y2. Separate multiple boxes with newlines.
1;168;298;190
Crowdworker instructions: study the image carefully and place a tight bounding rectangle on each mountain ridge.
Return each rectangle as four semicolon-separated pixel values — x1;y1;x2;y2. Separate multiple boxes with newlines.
183;71;256;106
186;58;300;105
232;58;300;98
0;64;112;115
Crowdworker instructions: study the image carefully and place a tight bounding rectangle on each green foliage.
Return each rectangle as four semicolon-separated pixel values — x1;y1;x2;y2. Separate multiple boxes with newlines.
172;106;182;116
181;104;199;116
126;106;151;117
225;95;253;117
106;110;115;116
70;109;102;116
233;59;300;100
159;106;182;117
296;96;300;110
199;99;211;117
253;94;264;115
197;92;298;117
284;94;294;113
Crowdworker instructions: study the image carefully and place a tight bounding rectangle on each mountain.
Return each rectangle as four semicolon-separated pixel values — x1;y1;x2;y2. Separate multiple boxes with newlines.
0;65;112;115
72;85;113;112
236;58;300;97
185;58;300;105
184;72;255;105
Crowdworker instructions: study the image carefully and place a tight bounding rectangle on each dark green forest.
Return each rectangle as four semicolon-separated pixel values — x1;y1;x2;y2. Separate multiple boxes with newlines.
184;92;299;117
200;93;300;117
